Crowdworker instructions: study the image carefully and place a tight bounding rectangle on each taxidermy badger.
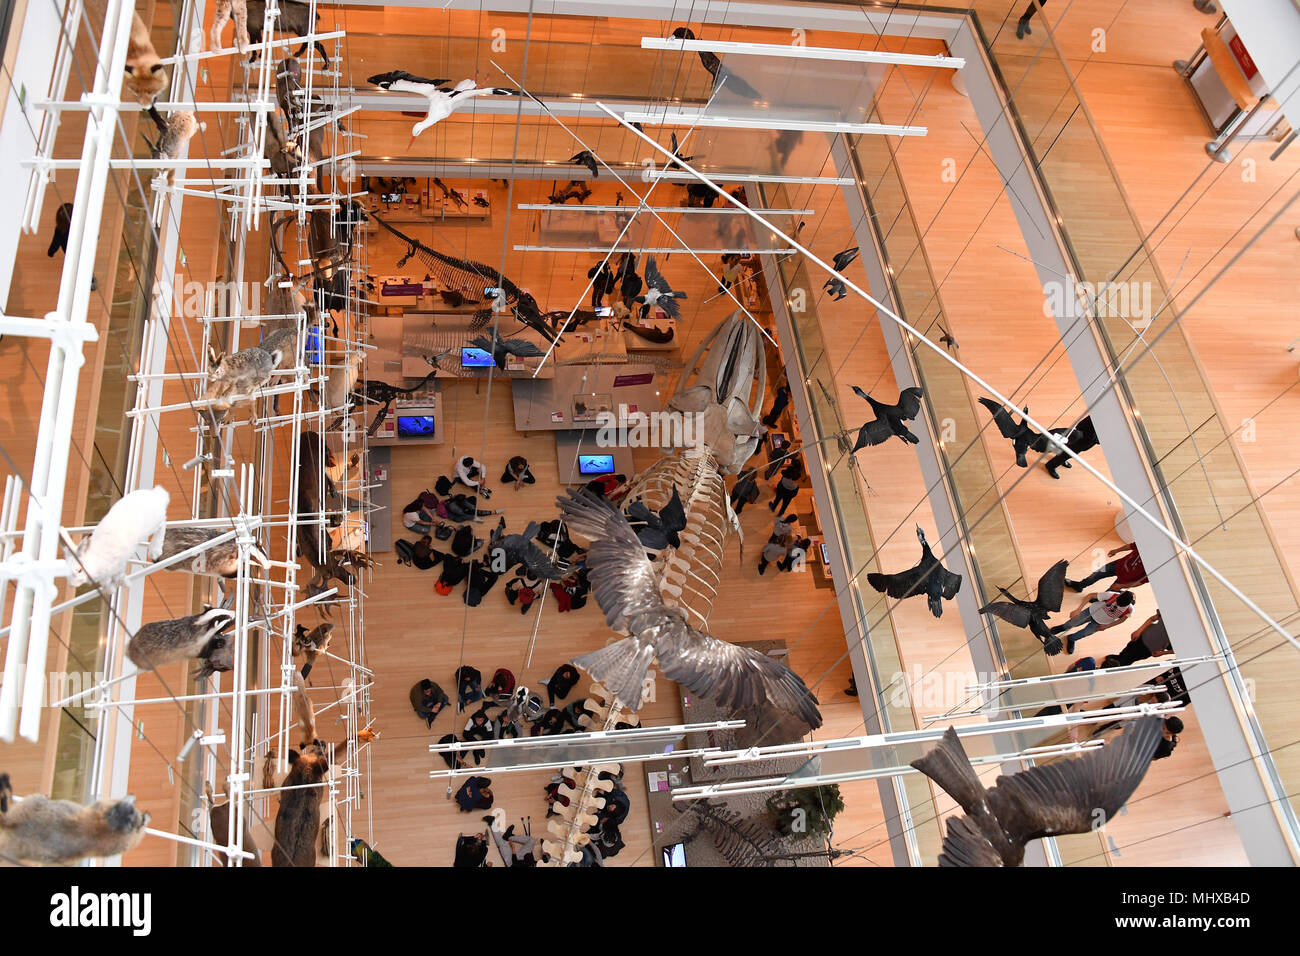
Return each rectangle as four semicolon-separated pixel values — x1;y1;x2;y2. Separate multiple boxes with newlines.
0;774;149;864
209;0;250;52
126;606;236;675
272;745;328;867
207;343;283;409
124;12;168;105
66;486;170;589
155;525;272;576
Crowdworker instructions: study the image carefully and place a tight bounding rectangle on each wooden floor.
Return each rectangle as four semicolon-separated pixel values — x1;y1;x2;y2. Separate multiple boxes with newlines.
3;0;1297;867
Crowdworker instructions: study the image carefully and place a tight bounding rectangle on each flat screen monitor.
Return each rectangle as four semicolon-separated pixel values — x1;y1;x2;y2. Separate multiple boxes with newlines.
577;454;614;476
396;416;435;438
595;306;613;317
461;347;495;367
662;843;687;867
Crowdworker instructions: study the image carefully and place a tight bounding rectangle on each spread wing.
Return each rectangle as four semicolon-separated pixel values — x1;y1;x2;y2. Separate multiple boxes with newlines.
987;716;1163;848
938;564;962;600
978;397;1021;440
853;417;893;449
866;552;928;600
556;489;679;636
658;486;687;536
501;534;567;581
500;338;546;358
979;599;1039;630
655;632;822;729
1034;560;1069;613
644;256;671;295
894;387;923;421
467;335;495;354
937;815;1006;868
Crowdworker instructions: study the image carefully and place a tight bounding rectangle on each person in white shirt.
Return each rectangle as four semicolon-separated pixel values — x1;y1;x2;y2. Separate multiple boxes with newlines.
454;456;490;497
1050;589;1136;654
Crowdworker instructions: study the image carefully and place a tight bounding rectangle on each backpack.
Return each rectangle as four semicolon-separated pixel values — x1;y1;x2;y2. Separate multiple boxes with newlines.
395;539;416;566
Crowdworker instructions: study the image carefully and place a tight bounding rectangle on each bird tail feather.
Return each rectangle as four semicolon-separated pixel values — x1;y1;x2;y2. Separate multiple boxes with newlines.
910;727;988;816
572;638;655;711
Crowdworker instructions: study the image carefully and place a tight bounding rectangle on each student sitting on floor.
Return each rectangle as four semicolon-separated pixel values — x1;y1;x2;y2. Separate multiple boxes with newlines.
455;775;494;812
501;455;536;489
410;678;449;727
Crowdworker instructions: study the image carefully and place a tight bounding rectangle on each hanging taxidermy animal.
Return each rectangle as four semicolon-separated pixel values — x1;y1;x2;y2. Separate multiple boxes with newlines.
271;746;329;867
154;525;272;577
293;622;335;678
124;11;168;105
206;784;261;866
207;342;282;416
209;0;250;51
246;0;331;67
65;486;170;590
126;606;236;675
0;774;149;865
142;107;205;184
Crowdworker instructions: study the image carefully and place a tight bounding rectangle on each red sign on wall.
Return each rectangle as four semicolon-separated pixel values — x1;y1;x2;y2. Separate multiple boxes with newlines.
1228;34;1259;80
612;373;654;387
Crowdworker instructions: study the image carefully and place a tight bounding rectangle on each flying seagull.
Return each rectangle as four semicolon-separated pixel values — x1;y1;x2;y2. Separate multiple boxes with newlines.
626;486;687;551
849;385;924;449
910;716;1164;866
467;332;546;370
367;72;517;142
978;397;1054;467
557;488;822;726
569;150;599;177
867;526;962;618
979;559;1069;656
670;26;762;101
832;247;860;271
635;255;687;320
489;518;568;581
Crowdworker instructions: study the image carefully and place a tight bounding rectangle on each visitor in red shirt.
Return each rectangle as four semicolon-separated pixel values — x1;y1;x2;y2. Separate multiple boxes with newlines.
1066;542;1148;592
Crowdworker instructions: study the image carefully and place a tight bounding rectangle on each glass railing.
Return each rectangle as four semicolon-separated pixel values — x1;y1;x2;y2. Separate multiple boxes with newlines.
761;181;943;865
966;3;1300;839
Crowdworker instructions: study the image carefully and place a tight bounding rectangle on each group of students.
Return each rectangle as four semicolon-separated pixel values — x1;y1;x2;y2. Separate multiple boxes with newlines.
1047;541;1152;655
758;512;812;576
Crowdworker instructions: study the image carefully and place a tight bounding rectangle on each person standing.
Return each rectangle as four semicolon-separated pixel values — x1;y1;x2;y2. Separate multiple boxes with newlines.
1066;540;1147;592
769;459;803;515
758;535;788;576
1050;589;1136;654
731;468;760;515
762;384;791;429
1015;0;1046;38
1044;416;1099;479
773;513;796;541
1114;611;1174;666
587;258;616;308
779;537;811;573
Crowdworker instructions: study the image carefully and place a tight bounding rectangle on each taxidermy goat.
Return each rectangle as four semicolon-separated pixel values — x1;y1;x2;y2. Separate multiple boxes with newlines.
126;606;235;675
155;525;272;577
66;486;170;589
246;0;331;69
123;12;168;105
0;774;149;865
206;784;261;866
293;622;334;678
209;0;250;52
207;342;283;410
271;745;329;867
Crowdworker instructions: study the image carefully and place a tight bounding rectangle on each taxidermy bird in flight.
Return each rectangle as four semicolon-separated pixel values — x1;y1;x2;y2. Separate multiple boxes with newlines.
910;716;1163;866
467;332;546;370
831;247;859;271
670;26;762;101
977;397;1053;467
867;526;962;618
849;385;924;450
569;150;599;177
557;488;822;726
635;255;687;320
367;72;517;143
937;323;958;352
979;559;1070;656
823;275;848;301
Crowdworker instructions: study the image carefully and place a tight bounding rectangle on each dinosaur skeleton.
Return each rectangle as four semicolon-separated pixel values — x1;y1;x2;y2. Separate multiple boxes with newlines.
618;311;765;631
371;214;557;343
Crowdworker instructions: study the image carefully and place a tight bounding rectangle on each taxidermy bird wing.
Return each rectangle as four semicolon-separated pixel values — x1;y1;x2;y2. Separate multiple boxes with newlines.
714;63;762;101
894;386;924;421
986;715;1164;850
978;596;1039;630
499;338;546;358
656;630;822;729
852;417;895;450
643;255;671;295
467;335;496;354
367;70;450;89
866;549;931;600
1034;559;1070;613
510;536;568;581
978;397;1023;440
